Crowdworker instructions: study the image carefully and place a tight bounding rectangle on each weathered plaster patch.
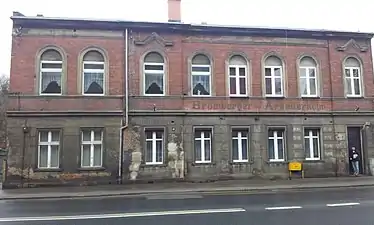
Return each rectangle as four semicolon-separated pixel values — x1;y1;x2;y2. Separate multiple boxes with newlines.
167;134;184;179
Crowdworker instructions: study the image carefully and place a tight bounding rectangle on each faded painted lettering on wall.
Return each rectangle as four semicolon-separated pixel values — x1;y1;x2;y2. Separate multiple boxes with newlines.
191;101;326;111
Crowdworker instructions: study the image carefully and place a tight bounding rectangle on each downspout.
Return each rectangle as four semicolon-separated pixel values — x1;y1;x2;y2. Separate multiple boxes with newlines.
118;28;129;184
327;38;338;177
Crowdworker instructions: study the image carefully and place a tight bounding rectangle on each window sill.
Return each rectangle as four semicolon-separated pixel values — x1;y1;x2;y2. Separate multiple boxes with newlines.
346;96;364;99
192;162;216;166
229;95;249;99
142;94;166;97
141;163;167;168
265;96;285;99
266;160;287;164
301;96;320;99
34;168;63;172
230;161;250;165
77;167;106;172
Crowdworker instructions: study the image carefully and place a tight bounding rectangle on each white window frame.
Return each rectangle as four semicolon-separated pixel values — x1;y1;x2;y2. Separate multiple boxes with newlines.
82;61;105;96
299;66;318;97
194;128;212;163
344;66;362;97
145;130;164;165
143;62;165;96
81;130;103;168
264;66;283;97
39;60;63;96
268;129;285;162
232;130;249;162
38;131;60;169
229;65;248;97
191;64;212;97
304;129;321;161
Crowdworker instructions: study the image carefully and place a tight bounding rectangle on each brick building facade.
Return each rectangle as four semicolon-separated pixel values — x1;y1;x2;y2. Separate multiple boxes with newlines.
5;2;374;187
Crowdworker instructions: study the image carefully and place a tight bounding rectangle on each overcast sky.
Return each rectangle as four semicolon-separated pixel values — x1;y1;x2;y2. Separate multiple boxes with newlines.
0;0;373;76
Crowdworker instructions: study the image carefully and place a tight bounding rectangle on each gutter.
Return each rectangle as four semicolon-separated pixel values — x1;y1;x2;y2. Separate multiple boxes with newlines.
118;28;129;184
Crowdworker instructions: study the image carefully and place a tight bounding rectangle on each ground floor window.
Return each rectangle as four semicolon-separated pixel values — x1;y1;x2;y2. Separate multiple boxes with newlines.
232;128;249;162
38;130;60;168
304;128;321;160
268;128;285;162
81;129;103;167
145;129;164;164
194;128;212;163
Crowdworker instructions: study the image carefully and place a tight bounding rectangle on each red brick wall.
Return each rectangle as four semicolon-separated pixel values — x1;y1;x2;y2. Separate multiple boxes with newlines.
9;33;125;112
129;32;374;112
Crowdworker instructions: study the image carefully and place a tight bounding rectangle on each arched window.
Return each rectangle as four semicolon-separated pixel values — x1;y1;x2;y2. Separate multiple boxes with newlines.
229;55;247;96
264;56;283;97
299;56;318;97
344;57;362;97
82;51;105;95
40;49;63;95
143;52;165;95
191;54;211;96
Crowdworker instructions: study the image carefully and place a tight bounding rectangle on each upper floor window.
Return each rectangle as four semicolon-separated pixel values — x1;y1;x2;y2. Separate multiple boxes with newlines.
299;56;318;97
40;49;63;95
229;55;248;96
264;56;283;97
191;54;211;96
82;51;105;95
344;57;362;97
143;52;165;96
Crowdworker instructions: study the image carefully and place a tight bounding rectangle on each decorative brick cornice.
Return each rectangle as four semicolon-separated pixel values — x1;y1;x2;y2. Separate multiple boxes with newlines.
336;39;369;52
134;32;174;47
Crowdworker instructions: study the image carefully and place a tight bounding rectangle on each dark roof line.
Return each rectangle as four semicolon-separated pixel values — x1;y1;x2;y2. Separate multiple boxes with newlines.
10;14;374;39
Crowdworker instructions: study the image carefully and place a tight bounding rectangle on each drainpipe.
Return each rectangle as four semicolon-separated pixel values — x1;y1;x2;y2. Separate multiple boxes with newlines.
327;38;338;177
118;28;129;184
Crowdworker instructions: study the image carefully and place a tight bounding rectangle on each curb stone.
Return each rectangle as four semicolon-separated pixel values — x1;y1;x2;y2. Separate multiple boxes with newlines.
1;182;374;201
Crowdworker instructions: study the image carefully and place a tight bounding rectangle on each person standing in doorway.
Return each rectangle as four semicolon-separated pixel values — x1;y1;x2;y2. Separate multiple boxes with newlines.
349;147;360;176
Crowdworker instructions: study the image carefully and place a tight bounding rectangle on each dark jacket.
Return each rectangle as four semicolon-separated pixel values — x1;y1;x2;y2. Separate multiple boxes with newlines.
349;151;360;162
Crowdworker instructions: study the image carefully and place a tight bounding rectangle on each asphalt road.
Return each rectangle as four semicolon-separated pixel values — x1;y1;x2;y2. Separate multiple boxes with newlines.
1;186;374;225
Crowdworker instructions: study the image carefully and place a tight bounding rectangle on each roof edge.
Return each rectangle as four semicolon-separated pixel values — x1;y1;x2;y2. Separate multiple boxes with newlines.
10;14;374;39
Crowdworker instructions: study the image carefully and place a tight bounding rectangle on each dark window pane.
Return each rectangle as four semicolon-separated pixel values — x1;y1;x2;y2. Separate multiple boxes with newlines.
230;77;236;94
146;141;153;162
239;68;245;76
265;68;272;77
192;66;210;72
268;139;274;160
145;64;163;71
229;67;236;76
241;139;248;160
265;78;272;95
194;140;201;161
204;140;211;161
239;78;246;95
277;139;284;159
42;63;62;69
84;63;104;70
232;139;238;160
313;138;319;158
305;138;310;158
156;140;163;162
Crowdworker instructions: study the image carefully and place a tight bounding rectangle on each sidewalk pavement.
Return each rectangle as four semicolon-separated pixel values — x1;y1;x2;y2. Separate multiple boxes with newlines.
1;176;374;200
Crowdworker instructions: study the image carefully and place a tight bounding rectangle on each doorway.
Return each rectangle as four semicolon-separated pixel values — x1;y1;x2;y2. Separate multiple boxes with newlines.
347;127;364;174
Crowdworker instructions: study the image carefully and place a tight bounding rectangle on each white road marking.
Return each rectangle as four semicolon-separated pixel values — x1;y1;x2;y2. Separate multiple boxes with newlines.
265;206;302;210
326;202;360;207
0;208;246;222
146;194;203;200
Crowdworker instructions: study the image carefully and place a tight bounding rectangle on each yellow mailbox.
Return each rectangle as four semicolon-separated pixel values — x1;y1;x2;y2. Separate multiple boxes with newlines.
288;162;304;179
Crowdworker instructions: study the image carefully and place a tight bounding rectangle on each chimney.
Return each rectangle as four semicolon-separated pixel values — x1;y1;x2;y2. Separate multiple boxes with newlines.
168;0;181;23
